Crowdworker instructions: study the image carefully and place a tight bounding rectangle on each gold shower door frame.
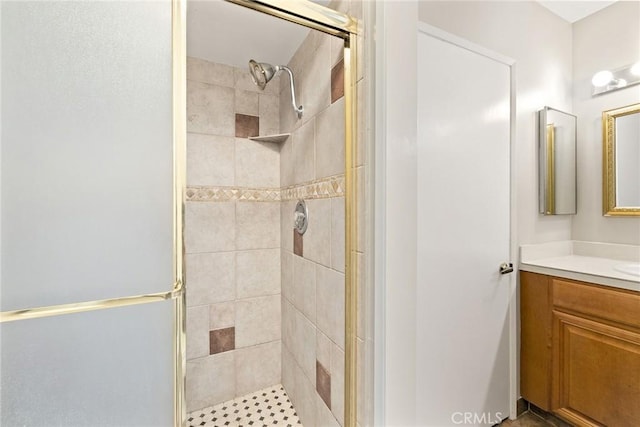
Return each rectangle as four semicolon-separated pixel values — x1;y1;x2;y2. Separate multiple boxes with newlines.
0;0;359;425
221;2;359;427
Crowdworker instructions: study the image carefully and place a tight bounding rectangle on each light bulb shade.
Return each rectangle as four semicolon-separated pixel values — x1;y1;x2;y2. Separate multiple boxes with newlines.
630;61;640;77
615;78;628;88
592;70;613;87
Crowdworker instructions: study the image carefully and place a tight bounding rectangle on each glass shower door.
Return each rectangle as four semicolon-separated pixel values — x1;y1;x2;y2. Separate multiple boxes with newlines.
0;1;182;425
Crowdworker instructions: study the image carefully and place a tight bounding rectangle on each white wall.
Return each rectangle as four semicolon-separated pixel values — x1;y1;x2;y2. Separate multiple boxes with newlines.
418;1;574;245
571;1;640;245
375;2;418;425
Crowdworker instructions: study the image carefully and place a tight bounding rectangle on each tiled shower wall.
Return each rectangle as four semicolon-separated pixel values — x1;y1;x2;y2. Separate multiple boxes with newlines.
184;57;283;412
279;26;348;427
183;0;369;421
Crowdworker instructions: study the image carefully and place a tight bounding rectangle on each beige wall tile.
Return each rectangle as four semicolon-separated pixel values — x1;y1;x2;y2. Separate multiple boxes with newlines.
331;197;346;273
235;68;280;96
259;93;280;136
331;343;345;426
186;352;235;412
236;202;280;250
280;136;295;188
235;294;281;348
304;198;332;267
236;248;280;299
316;330;332;374
286;349;306;414
185;202;235;254
187;81;234;136
280;86;300;135
235;139;280;188
281;200;295;253
281;250;295;303
294;361;318;427
330;34;344;68
293;118;316;184
282;345;297;401
281;298;296;356
235;341;282;396
281;32;309;133
209;301;235;330
281;297;296;353
316;97;345;179
235;89;259;116
187;133;235;187
300;34;331;119
317;395;340;427
187;57;235;87
316;265;345;349
185;252;235;306
293;308;317;388
186;305;210;360
293;255;316;321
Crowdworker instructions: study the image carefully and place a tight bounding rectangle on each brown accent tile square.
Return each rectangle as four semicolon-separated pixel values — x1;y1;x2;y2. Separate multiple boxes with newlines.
293;229;303;257
316;360;331;409
235;114;259;138
210;327;235;355
331;58;344;104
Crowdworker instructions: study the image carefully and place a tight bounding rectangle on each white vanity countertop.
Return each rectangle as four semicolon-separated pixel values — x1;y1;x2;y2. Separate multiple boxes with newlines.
520;241;640;292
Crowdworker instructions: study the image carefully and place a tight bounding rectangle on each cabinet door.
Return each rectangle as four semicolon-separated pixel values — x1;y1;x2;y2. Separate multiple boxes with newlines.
552;311;640;427
520;272;553;410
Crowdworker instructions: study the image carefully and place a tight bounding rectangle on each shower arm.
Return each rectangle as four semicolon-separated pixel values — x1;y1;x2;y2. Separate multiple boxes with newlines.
279;66;304;119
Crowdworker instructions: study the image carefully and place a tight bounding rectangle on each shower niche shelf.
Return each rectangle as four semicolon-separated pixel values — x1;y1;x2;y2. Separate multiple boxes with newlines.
248;133;290;144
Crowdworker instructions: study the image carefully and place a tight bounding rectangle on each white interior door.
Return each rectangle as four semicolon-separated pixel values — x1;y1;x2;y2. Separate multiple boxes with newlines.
415;27;512;426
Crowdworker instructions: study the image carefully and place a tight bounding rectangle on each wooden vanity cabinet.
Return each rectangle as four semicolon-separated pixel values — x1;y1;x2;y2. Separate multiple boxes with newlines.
520;272;640;426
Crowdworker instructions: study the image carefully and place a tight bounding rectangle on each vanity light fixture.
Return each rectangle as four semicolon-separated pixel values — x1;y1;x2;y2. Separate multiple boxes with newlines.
592;61;640;96
591;70;614;87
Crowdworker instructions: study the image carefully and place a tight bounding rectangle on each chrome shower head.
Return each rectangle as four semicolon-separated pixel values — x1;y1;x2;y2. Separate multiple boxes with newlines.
249;59;278;90
248;59;304;118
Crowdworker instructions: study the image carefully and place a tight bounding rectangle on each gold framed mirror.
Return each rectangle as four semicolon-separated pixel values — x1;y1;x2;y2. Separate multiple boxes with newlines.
603;103;640;216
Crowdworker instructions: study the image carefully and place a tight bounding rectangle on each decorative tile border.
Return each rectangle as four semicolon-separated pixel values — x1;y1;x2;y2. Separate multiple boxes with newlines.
281;175;345;201
186;174;345;202
186;186;281;202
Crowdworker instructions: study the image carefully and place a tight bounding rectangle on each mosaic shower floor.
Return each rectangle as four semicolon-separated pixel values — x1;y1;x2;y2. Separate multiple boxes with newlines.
187;385;302;427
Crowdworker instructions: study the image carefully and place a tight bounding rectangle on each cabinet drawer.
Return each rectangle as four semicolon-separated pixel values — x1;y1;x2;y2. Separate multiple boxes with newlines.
553;279;640;330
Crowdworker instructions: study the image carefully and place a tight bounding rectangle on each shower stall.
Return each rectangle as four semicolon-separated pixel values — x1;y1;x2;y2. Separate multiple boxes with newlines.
183;1;359;426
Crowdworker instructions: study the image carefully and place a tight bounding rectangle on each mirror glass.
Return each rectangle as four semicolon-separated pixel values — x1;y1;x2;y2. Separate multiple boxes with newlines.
603;103;640;216
538;106;577;215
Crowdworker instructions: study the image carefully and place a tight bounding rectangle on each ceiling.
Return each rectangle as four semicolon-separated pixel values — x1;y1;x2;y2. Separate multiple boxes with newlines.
537;1;617;23
187;0;328;69
187;1;619;69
